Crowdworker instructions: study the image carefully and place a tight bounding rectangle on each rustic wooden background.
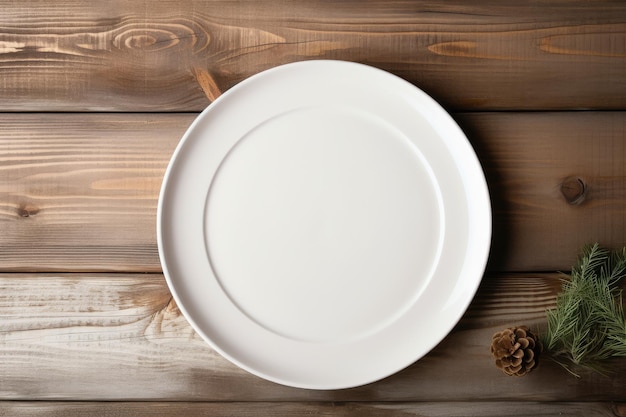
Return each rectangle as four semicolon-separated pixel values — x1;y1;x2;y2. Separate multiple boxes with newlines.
1;1;625;416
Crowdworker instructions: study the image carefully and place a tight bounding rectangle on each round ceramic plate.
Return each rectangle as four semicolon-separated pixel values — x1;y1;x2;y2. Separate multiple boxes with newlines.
157;60;491;389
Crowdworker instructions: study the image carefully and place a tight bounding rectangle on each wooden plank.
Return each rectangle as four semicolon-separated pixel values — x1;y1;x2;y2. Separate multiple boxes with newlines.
0;272;624;401
0;401;624;417
0;1;625;111
0;113;191;272
1;112;625;272
457;112;626;271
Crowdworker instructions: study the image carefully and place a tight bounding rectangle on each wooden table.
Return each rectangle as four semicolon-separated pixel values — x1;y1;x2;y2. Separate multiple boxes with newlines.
1;1;625;415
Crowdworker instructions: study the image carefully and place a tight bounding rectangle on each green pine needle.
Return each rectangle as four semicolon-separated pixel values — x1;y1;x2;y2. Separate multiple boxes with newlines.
543;243;626;376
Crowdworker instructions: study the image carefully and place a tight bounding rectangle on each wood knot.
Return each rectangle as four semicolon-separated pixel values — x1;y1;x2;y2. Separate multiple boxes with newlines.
17;205;39;218
560;176;586;205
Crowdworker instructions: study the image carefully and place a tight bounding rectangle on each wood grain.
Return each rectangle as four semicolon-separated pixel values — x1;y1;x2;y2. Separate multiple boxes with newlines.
0;272;624;401
1;112;625;272
0;1;624;111
0;113;191;272
1;401;624;417
457;112;626;271
2;1;623;413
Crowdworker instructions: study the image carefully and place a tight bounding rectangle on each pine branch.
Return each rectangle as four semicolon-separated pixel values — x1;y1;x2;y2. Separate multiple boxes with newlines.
543;243;626;375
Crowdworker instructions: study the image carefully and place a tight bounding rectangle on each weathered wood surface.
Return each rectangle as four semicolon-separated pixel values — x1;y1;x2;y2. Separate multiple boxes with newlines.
0;114;189;272
1;1;625;413
1;112;625;272
1;401;624;417
0;1;625;111
0;272;624;401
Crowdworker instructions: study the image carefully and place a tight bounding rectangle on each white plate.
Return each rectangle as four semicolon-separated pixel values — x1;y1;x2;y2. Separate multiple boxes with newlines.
157;60;491;389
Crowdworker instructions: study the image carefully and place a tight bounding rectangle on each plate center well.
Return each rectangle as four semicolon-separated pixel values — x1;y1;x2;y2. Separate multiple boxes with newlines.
204;106;443;343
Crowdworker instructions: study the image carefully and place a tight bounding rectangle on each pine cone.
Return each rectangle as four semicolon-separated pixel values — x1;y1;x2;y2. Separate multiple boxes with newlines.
491;326;542;376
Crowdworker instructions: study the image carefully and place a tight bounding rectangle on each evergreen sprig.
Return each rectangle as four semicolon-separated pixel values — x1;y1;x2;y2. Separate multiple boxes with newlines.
543;243;626;376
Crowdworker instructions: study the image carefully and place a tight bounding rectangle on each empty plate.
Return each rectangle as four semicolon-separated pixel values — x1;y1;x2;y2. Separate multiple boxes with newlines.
157;60;491;389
